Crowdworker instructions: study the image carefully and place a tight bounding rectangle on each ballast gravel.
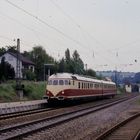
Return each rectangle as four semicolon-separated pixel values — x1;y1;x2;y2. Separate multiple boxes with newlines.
23;95;140;140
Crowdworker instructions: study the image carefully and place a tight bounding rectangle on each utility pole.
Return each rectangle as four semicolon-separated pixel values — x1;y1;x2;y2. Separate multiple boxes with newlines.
115;52;118;87
16;38;21;86
16;38;23;100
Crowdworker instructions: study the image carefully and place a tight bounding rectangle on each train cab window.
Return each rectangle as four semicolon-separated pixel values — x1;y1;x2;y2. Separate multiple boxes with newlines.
53;80;58;85
59;80;64;85
48;80;52;85
65;80;69;85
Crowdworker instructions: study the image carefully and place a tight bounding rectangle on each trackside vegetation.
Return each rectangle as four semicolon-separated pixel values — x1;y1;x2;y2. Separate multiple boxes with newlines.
0;81;45;102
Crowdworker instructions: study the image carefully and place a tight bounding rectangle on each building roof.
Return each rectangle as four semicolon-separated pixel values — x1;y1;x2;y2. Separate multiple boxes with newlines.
7;52;35;65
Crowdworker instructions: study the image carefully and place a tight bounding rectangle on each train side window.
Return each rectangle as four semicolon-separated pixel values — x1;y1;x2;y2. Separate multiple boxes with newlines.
95;84;99;88
65;80;69;85
53;80;58;85
78;82;80;89
82;83;83;89
84;83;86;89
73;80;75;85
90;83;93;88
59;80;64;85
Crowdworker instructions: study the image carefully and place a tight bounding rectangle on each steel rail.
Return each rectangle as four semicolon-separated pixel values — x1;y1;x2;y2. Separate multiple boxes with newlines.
95;112;140;140
0;107;54;120
0;94;133;121
0;94;139;140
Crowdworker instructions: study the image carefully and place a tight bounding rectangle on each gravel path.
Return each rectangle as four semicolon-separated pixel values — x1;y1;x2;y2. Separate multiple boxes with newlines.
23;95;140;140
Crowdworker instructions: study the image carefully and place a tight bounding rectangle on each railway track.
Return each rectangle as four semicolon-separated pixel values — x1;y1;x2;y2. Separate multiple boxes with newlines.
0;93;135;121
0;108;54;120
95;112;140;140
0;94;137;125
0;94;138;140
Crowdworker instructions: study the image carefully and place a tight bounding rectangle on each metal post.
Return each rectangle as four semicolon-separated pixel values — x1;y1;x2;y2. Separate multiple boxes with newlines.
16;38;21;88
44;64;45;81
48;68;50;77
16;38;23;100
44;64;54;81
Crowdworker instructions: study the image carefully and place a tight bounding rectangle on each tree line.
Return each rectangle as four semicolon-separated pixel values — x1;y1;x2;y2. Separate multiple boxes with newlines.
0;45;97;81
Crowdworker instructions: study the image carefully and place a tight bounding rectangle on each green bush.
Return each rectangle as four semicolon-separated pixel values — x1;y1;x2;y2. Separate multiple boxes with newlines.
0;81;46;102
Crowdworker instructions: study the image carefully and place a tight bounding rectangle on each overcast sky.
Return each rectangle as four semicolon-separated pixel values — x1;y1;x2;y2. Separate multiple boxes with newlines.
0;0;140;72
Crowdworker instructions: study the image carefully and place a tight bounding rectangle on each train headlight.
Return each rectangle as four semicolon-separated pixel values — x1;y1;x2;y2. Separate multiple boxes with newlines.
62;91;64;94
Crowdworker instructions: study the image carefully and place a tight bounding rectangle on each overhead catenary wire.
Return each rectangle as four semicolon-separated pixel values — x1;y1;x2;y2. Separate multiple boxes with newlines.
49;0;116;64
5;0;89;50
3;0;137;71
4;0;110;65
4;0;113;64
50;0;108;52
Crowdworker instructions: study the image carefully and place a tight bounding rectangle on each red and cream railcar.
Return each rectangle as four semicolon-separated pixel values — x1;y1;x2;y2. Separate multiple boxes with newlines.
43;73;116;101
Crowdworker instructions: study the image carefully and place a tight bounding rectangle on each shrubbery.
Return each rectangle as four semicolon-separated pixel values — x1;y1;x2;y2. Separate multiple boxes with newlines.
0;81;45;102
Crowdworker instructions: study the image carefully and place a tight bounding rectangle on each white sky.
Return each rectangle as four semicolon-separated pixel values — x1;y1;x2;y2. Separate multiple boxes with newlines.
0;0;140;72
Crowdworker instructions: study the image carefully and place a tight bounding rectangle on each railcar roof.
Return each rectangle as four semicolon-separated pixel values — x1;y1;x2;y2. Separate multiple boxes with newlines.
49;73;115;85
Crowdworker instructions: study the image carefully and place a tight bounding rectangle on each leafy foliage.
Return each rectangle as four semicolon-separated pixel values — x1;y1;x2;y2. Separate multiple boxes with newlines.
0;45;97;81
29;46;54;80
134;72;140;83
0;57;15;81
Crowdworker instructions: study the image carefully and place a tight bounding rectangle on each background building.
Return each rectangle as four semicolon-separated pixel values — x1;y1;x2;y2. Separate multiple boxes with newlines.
0;52;35;78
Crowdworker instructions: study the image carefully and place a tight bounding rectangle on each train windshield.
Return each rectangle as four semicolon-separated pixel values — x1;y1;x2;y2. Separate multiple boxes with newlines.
53;80;58;85
59;80;64;85
48;79;70;85
48;80;52;85
65;80;69;85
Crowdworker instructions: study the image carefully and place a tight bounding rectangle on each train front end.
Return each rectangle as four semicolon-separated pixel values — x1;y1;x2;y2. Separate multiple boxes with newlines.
43;73;72;101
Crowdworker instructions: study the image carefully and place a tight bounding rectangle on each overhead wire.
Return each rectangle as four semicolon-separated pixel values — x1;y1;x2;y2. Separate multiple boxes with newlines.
5;0;89;50
0;9;62;54
49;0;115;64
4;0;110;62
4;0;137;71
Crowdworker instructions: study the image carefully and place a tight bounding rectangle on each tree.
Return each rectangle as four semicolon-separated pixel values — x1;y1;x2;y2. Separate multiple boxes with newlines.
65;48;70;63
6;46;17;53
0;57;15;81
30;46;54;80
58;58;65;72
134;72;140;83
86;69;96;77
25;70;36;81
0;47;6;56
72;50;84;74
